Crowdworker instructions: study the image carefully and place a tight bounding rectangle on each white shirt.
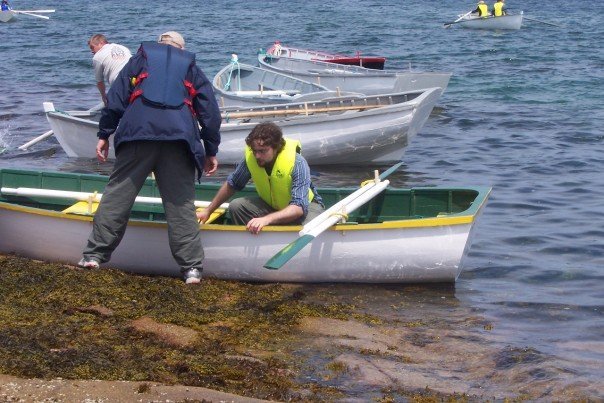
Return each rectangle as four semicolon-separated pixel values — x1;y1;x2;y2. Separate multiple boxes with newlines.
92;43;132;86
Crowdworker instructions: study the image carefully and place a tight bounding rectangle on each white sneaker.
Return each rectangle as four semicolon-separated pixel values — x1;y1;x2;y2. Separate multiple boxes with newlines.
183;268;202;284
78;257;100;269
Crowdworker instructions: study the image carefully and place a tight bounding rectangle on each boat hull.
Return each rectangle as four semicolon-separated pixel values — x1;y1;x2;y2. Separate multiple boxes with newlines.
459;13;523;30
258;53;451;96
0;169;491;283
267;44;386;70
46;88;442;165
0;10;15;22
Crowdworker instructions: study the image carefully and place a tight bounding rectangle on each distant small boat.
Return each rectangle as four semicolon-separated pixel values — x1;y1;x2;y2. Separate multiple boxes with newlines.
44;88;442;165
267;42;386;70
457;12;523;30
0;8;55;22
213;61;363;108
258;51;452;96
0;168;491;283
0;9;15;22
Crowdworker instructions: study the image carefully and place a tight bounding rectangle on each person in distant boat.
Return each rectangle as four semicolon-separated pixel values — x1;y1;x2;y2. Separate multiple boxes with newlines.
78;31;222;285
1;0;10;11
271;40;283;56
197;122;324;234
492;0;507;16
472;0;489;17
88;34;132;106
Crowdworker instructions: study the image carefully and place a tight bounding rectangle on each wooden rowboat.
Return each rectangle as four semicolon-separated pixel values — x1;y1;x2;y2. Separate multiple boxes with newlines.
44;88;442;165
456;12;523;30
213;62;363;108
267;42;386;70
0;168;491;283
258;51;452;96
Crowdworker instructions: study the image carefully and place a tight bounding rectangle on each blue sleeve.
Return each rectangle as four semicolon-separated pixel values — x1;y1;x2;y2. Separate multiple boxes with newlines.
289;154;311;215
226;159;251;191
192;66;221;157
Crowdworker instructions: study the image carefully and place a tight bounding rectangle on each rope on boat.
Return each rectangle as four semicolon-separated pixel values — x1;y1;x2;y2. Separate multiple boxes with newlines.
223;54;241;92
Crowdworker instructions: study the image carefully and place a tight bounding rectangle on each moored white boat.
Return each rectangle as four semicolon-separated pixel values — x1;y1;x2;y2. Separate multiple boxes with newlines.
267;42;387;70
213;61;363;108
258;51;452;96
44;88;442;165
457;12;523;30
0;168;492;283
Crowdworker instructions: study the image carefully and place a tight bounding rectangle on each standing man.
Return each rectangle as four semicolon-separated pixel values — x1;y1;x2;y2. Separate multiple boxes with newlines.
197;122;324;234
78;31;222;285
492;0;507;16
88;34;132;106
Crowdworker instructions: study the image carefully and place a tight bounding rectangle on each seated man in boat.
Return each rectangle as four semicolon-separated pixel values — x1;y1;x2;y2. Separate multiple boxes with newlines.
491;0;507;16
88;34;132;106
197;122;324;234
1;0;10;11
472;0;489;17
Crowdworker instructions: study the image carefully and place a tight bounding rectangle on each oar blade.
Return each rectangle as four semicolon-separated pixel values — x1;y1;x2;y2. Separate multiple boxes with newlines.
263;234;315;270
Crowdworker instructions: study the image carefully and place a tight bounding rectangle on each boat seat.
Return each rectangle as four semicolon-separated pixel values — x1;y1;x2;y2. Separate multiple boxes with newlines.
62;200;99;215
197;207;226;224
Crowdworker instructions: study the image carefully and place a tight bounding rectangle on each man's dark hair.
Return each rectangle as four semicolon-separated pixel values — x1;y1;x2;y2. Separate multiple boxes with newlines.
245;122;286;153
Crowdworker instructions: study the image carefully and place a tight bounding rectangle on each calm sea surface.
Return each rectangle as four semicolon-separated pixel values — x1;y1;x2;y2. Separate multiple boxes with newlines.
1;0;603;399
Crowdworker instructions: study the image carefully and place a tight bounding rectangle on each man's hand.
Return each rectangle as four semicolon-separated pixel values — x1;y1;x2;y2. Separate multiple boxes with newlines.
96;139;109;162
246;216;272;234
196;208;211;224
204;156;218;176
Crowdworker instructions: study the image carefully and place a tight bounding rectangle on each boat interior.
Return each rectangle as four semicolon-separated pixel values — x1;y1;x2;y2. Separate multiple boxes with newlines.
0;169;484;226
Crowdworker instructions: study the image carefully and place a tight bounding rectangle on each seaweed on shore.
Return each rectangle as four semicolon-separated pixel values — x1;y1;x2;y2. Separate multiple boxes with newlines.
0;254;354;401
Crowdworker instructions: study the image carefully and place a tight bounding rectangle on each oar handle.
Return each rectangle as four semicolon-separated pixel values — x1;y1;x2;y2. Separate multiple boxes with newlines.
306;180;390;237
300;161;404;236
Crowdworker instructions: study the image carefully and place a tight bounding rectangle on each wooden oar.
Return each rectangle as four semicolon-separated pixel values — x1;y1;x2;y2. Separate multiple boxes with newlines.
263;161;404;270
17;130;54;150
522;16;562;27
13;9;55;13
300;161;404;236
444;10;472;28
222;102;384;120
14;11;50;19
18;102;104;150
0;187;229;210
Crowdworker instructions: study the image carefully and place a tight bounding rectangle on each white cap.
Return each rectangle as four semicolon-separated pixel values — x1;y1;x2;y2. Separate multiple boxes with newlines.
158;31;185;49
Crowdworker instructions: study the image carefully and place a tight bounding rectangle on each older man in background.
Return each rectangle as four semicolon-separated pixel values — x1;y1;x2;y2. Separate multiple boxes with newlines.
88;34;132;105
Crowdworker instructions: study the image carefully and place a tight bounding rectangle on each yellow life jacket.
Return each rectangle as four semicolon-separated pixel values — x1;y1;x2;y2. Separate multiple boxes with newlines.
245;138;314;210
493;2;504;16
478;3;489;16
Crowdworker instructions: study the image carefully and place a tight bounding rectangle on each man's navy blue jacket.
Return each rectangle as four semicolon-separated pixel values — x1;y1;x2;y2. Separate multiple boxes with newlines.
98;42;221;178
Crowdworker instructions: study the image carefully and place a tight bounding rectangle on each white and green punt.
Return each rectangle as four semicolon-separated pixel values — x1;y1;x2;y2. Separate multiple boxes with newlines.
0;168;491;283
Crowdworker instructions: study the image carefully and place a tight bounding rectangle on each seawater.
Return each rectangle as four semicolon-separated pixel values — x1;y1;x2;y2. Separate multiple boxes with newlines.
0;0;603;399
